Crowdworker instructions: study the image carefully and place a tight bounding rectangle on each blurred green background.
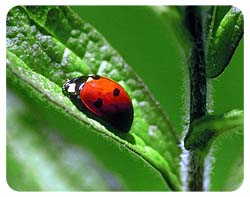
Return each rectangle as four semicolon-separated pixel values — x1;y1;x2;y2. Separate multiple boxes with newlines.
7;6;243;191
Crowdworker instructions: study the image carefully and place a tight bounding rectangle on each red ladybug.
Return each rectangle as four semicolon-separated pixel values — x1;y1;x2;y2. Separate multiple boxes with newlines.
62;75;133;133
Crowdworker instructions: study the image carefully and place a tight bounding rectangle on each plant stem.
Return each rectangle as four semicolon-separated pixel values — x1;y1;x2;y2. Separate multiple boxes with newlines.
184;6;207;191
188;150;205;190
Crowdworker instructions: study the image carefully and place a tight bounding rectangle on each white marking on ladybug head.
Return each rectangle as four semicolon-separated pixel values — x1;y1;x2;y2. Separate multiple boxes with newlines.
86;77;94;83
67;83;76;93
79;83;84;91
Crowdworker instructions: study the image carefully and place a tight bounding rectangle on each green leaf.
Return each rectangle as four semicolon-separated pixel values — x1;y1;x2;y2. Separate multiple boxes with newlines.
7;89;120;191
184;110;243;191
7;6;182;190
184;110;243;150
7;74;171;191
208;41;244;190
185;110;243;190
149;6;192;58
206;125;243;191
203;6;243;78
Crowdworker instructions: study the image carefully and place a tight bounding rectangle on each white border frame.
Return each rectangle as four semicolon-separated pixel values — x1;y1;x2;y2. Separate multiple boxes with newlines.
1;0;249;195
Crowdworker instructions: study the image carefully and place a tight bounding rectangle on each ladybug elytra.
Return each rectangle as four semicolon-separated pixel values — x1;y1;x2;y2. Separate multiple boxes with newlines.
62;75;133;133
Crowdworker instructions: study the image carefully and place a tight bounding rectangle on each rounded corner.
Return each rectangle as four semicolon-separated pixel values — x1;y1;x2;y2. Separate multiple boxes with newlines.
6;5;21;18
6;176;21;192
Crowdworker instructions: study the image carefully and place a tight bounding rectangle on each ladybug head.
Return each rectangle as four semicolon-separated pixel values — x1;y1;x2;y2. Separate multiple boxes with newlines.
62;76;87;97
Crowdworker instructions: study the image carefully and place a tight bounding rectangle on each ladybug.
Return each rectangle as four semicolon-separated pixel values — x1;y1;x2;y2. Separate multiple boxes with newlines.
62;75;133;133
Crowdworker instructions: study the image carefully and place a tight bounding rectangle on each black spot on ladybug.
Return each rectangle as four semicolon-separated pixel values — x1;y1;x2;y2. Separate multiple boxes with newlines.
93;98;103;108
113;88;120;96
90;75;100;80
